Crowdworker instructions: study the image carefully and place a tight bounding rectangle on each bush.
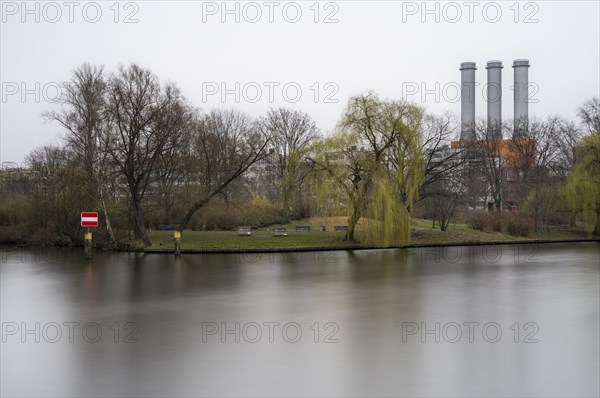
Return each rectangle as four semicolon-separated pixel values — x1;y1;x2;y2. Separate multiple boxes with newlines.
412;200;435;220
468;211;506;233
505;214;533;237
117;240;146;251
28;228;56;245
53;234;73;246
0;225;29;244
468;211;488;231
488;213;503;232
241;196;283;228
0;193;34;244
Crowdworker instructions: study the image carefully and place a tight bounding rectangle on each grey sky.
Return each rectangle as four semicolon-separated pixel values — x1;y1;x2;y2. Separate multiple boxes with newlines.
1;0;599;165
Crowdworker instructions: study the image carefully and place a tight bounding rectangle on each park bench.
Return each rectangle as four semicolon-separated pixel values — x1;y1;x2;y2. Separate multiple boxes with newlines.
295;225;311;232
334;225;348;232
157;224;174;231
273;227;288;237
238;226;252;236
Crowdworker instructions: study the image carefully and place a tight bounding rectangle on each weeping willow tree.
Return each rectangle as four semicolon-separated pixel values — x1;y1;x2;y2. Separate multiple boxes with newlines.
307;135;349;218
363;174;413;246
308;130;371;237
308;92;424;246
564;130;600;235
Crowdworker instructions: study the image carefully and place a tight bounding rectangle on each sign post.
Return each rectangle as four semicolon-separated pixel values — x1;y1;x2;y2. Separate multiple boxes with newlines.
81;212;98;260
174;230;181;256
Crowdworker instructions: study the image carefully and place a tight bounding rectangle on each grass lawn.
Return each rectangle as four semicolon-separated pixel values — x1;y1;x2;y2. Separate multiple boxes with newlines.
148;229;355;250
145;217;595;251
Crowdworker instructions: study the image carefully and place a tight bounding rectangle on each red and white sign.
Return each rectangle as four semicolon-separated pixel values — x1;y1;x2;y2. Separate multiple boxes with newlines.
81;212;99;227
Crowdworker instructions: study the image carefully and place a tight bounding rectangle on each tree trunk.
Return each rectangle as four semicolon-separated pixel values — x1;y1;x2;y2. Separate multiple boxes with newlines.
99;188;117;248
179;196;214;232
594;206;600;236
440;217;449;231
131;198;150;246
162;192;173;225
177;162;264;234
346;206;361;241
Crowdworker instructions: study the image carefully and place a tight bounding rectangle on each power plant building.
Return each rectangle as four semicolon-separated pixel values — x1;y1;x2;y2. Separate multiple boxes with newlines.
450;59;534;210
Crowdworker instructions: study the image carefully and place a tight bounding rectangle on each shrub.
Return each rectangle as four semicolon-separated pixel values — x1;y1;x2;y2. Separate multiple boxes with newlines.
468;211;506;232
488;212;503;232
241;196;282;228
117;240;146;251
468;211;487;231
505;214;533;237
28;228;56;245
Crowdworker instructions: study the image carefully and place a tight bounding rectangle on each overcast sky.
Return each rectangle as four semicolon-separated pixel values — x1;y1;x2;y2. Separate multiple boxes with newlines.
1;0;599;165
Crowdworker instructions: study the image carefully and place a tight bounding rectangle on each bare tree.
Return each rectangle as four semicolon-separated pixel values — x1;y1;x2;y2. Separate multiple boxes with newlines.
151;110;195;226
177;109;270;232
552;119;581;179
44;63;118;246
26;145;90;243
471;118;505;211
256;108;320;216
427;172;469;231
578;97;600;134
103;64;191;246
418;111;471;202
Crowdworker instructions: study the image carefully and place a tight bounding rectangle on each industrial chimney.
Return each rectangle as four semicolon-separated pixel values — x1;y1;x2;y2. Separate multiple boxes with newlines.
460;62;477;141
486;60;503;139
513;59;530;138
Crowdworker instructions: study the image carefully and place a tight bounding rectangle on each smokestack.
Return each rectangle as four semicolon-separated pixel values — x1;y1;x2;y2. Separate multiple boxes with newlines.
460;62;477;141
486;60;503;139
513;59;530;138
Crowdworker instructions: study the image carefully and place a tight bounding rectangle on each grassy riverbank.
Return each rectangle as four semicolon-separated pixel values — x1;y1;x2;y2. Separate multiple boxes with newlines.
145;217;595;251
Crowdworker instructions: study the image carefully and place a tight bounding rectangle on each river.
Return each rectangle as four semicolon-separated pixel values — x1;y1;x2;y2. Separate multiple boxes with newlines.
1;243;598;397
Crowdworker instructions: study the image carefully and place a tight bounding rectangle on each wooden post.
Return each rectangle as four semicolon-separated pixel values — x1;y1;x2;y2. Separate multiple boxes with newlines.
84;230;92;260
174;230;181;256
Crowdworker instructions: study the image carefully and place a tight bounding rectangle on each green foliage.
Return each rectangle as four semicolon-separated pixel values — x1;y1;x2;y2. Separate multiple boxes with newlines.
523;184;560;232
309;92;425;246
0;193;33;243
25;146;97;243
564;131;600;234
242;196;288;228
363;176;411;247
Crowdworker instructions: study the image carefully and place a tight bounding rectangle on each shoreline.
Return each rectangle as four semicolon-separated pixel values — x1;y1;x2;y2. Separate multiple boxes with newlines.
143;238;600;254
3;238;598;254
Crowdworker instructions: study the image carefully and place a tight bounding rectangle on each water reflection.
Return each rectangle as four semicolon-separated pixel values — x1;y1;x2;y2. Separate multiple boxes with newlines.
1;243;598;397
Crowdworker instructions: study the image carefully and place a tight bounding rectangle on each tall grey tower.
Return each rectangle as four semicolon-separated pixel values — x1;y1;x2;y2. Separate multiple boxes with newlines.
460;62;477;141
486;60;503;139
513;59;530;138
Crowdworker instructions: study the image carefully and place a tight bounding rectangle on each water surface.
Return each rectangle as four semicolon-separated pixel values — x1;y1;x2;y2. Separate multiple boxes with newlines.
1;243;598;397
